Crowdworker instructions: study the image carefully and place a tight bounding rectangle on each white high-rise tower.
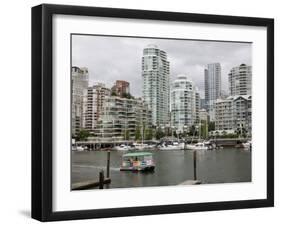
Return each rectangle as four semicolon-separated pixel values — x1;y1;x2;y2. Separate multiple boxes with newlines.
170;75;196;132
142;44;170;126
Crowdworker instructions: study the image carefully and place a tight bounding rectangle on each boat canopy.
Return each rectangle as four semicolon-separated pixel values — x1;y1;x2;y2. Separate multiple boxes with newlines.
122;152;153;158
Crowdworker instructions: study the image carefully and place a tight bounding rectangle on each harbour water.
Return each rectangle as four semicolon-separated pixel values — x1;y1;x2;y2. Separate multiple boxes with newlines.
71;148;251;189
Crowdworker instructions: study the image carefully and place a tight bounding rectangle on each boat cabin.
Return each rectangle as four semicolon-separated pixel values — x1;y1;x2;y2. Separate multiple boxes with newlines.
120;152;155;171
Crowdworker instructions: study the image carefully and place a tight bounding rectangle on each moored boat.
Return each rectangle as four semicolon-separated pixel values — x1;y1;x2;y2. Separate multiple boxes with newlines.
159;141;184;150
76;146;85;152
185;142;208;150
241;141;251;150
114;144;133;151
120;152;155;171
133;143;151;150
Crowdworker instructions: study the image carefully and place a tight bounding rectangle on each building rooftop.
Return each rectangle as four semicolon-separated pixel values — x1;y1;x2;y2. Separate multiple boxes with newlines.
146;44;158;49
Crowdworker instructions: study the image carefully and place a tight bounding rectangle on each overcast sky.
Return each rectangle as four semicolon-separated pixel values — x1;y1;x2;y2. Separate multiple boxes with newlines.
72;34;252;98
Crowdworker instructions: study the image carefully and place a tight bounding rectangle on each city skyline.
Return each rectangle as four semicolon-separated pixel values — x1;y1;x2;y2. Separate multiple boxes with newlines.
72;34;252;98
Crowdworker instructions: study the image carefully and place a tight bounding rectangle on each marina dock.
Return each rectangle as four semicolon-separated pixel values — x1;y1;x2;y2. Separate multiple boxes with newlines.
75;138;250;150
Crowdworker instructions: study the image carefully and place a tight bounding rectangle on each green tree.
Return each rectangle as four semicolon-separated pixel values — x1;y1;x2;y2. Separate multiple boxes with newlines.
122;92;134;99
135;125;141;141
76;129;90;141
208;121;215;131
155;128;165;140
124;130;130;140
145;128;153;140
200;120;208;139
182;131;188;139
236;126;247;138
188;125;197;136
215;131;220;137
111;91;117;96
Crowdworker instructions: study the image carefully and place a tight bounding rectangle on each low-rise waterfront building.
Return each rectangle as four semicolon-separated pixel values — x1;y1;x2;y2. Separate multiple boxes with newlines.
215;98;234;131
209;129;236;137
94;96;152;141
233;95;252;136
215;95;252;136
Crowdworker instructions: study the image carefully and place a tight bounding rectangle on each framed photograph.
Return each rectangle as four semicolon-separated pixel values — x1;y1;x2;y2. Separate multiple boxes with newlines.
32;4;274;221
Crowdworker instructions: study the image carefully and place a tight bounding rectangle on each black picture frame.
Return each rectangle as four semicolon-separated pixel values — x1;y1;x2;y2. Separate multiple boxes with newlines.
32;4;274;222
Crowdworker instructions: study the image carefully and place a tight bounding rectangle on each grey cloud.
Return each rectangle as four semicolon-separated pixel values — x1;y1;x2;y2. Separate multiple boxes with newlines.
72;35;252;98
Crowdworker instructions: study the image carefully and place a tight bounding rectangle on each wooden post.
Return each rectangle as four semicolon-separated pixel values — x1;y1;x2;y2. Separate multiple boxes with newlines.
106;150;110;178
193;150;197;181
99;170;104;189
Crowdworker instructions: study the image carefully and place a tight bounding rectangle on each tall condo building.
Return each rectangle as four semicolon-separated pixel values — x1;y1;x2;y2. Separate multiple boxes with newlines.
82;83;111;132
71;66;89;136
195;90;200;124
204;63;221;121
142;44;170;126
111;80;130;97
228;64;252;96
170;75;196;132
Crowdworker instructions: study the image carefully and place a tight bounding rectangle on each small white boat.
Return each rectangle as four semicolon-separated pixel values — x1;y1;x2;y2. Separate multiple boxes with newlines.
185;142;208;150
242;141;251;150
159;142;184;150
76;146;84;152
185;144;195;150
203;140;216;150
115;144;132;151
133;143;148;150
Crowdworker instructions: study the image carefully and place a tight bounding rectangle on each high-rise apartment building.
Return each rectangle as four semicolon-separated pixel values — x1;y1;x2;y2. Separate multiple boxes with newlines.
72;66;89;136
142;44;170;126
204;63;221;121
170;75;196;132
228;64;252;96
82;83;111;132
195;90;200;124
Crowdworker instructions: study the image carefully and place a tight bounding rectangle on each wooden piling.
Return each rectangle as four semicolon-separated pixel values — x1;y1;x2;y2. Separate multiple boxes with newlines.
72;178;111;190
99;170;104;189
106;150;110;178
193;150;197;180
